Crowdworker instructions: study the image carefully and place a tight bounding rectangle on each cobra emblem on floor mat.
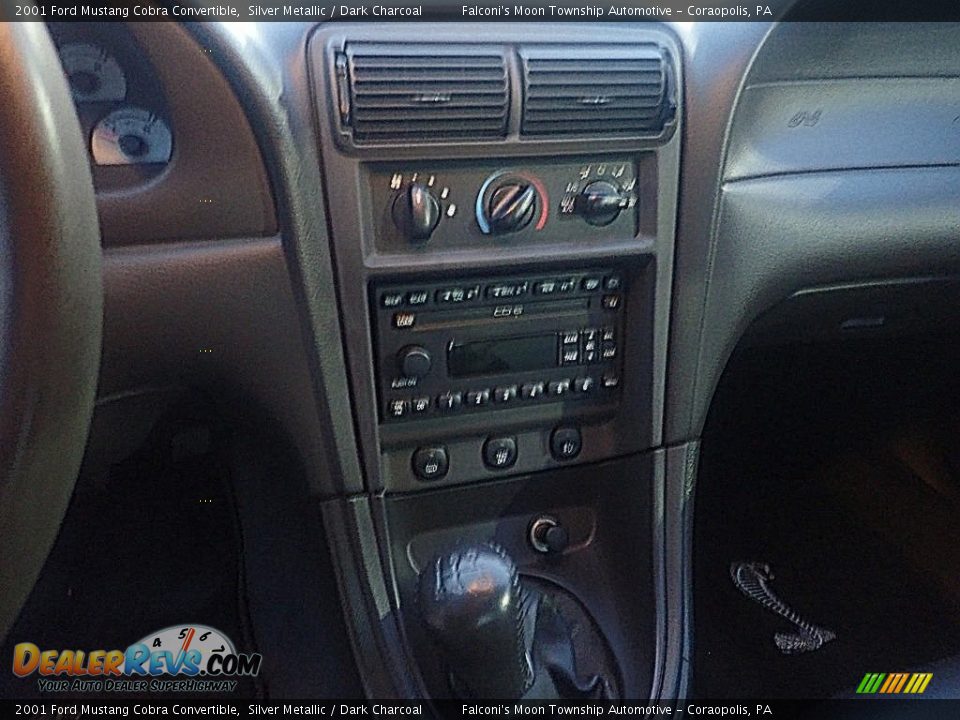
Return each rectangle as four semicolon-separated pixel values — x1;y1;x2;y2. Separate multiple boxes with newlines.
730;561;837;655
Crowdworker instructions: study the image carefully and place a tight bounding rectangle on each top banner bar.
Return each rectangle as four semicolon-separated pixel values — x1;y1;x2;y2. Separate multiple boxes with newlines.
2;0;959;22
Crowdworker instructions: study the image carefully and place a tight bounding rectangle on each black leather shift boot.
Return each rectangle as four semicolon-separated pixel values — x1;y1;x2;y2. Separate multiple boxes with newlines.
418;543;620;700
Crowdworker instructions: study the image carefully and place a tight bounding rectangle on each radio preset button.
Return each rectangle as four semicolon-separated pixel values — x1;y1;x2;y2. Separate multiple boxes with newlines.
483;436;517;470
601;373;620;389
573;377;595;394
387;399;410;418
493;385;518;403
561;330;580;345
550;427;582;461
412;396;431;414
407;290;429;306
413;446;449;482
604;276;623;291
466;389;491;406
548;379;571;396
602;326;616;342
437;391;463;411
558;278;578;293
521;381;545;400
381;292;405;308
601;341;618;360
581;277;602;292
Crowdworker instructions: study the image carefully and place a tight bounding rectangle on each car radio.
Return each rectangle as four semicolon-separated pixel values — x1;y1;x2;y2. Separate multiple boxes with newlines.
371;268;626;424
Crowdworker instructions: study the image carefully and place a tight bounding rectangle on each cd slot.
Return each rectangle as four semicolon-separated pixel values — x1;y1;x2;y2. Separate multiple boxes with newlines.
414;298;590;331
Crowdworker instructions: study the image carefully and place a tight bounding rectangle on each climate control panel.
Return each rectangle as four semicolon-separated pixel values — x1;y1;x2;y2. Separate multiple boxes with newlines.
369;158;639;251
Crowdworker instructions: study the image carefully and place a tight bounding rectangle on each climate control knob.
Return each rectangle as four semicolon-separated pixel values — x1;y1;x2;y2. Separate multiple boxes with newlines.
486;182;536;234
397;345;432;379
574;180;627;227
392;182;440;242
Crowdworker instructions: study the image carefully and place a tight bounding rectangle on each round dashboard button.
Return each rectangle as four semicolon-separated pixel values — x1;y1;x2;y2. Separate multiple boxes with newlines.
412;446;449;481
550;426;582;461
483;436;517;470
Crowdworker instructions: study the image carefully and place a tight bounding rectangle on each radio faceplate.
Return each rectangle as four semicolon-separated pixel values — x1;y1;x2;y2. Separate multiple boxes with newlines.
372;269;626;424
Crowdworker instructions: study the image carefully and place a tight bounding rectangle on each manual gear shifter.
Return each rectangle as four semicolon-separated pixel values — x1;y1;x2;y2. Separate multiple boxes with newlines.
418;542;619;700
417;543;533;698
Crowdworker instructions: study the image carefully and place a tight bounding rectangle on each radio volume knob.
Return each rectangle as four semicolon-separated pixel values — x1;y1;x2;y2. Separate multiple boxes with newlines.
398;345;432;379
393;182;440;243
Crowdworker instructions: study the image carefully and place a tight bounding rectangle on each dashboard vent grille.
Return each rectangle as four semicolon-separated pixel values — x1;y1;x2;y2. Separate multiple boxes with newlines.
520;45;672;137
341;44;509;143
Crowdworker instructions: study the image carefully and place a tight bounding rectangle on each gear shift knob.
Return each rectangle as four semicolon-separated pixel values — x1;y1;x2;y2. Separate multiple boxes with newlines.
418;543;533;698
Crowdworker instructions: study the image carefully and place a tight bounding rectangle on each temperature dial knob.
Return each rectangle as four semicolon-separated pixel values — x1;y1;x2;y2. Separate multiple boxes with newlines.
397;345;432;379
486;182;536;234
393;183;440;243
574;180;628;226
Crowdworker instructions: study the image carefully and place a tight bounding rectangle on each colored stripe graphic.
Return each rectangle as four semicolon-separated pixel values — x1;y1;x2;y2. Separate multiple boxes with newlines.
856;672;932;694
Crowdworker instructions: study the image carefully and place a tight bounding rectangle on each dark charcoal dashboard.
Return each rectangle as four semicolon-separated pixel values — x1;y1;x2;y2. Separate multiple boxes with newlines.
301;22;680;699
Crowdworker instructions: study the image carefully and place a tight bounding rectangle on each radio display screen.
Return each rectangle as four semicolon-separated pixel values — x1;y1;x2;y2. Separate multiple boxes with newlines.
447;335;556;378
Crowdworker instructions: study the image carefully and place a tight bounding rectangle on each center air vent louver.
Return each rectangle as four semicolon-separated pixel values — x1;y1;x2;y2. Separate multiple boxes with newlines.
519;45;673;138
340;43;509;143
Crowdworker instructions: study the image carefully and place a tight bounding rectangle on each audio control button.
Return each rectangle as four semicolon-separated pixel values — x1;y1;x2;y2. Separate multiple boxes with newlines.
581;277;602;292
466;389;490;407
393;312;416;329
486;282;528;300
436;286;479;304
412;396;432;414
601;373;620;389
387;399;410;418
407;290;429;306
521;381;545;400
493;385;518;403
602;326;616;342
548;379;571;396
602;294;622;310
561;330;580;345
573;376;595;394
560;346;580;365
436;391;463;411
558;278;578;293
413;446;448;482
381;292;405;308
483;436;517;470
534;280;558;296
602;341;618;360
604;276;623;291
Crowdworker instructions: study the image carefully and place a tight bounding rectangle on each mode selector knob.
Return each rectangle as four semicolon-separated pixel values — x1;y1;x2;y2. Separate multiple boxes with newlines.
393;182;440;243
574;180;627;227
397;345;432;379
487;182;536;234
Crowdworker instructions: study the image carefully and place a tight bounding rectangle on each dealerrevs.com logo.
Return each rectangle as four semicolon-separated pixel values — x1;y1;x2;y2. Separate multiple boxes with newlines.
11;624;262;693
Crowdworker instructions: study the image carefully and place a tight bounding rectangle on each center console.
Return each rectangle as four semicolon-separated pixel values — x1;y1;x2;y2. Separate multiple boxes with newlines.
309;22;681;699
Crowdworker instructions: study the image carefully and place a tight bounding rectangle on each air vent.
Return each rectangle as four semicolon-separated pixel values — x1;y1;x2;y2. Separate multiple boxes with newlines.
520;45;673;137
340;43;509;143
